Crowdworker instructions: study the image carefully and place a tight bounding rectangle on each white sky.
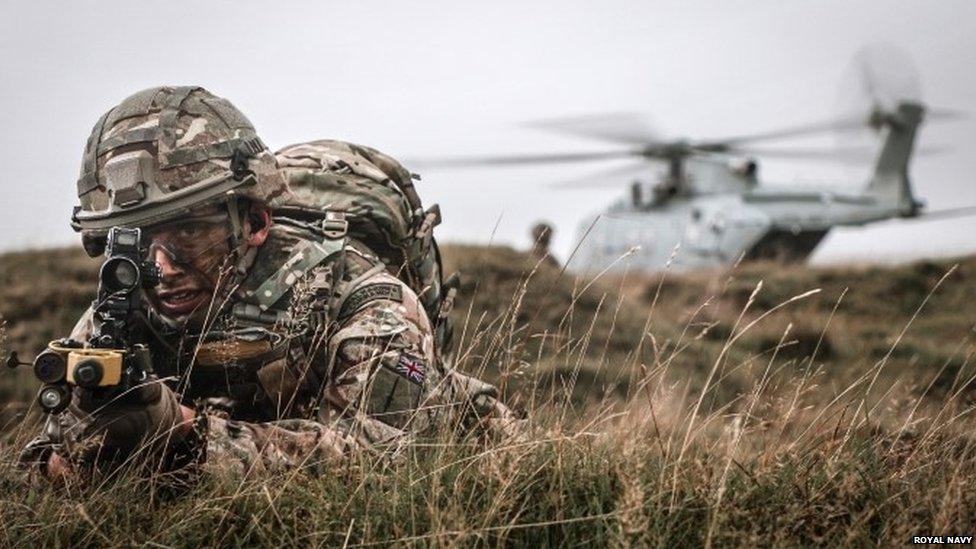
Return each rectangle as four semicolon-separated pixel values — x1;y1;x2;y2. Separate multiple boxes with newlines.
1;0;974;265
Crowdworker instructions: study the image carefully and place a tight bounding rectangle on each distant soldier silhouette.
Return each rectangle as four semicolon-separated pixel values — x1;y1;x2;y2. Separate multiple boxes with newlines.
530;221;559;268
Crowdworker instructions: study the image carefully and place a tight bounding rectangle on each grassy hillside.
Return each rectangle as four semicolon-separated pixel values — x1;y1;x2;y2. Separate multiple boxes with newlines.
443;245;975;407
0;245;974;546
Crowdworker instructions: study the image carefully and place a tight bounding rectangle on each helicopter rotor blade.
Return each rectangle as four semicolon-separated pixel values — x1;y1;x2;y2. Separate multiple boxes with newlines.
840;43;922;119
521;112;664;145
693;106;964;153
547;161;654;189
727;144;950;163
694;116;880;150
927;107;969;121
726;145;877;161
409;149;643;169
910;205;976;222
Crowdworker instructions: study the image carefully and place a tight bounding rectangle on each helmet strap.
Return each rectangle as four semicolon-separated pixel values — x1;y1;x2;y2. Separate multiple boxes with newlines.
226;195;244;243
237;246;259;275
225;196;245;270
224;195;259;276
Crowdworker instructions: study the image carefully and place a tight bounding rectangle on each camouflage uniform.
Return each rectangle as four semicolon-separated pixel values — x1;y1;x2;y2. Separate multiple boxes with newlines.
24;198;520;481
20;86;521;481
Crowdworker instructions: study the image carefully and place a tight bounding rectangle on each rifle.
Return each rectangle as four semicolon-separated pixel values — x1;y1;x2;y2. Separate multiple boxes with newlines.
6;226;160;414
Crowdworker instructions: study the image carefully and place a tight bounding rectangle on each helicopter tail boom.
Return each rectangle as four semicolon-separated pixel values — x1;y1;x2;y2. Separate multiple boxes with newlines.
866;102;925;216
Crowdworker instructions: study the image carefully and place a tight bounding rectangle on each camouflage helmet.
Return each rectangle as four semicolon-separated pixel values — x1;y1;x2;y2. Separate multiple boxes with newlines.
72;86;288;256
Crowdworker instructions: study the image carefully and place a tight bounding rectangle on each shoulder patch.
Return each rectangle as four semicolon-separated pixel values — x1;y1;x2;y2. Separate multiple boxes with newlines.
339;283;403;319
392;353;427;385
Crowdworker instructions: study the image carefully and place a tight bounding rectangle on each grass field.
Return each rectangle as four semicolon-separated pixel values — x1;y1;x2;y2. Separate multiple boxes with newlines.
0;244;974;546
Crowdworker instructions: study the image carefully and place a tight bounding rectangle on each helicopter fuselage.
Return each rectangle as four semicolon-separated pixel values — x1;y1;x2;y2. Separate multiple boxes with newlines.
572;183;909;273
569;102;925;274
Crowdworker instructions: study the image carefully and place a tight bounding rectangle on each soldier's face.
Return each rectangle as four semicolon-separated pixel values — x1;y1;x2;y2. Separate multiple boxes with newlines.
143;207;234;320
142;203;273;324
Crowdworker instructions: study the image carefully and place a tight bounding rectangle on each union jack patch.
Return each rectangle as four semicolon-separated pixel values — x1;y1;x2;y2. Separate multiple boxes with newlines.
394;353;427;385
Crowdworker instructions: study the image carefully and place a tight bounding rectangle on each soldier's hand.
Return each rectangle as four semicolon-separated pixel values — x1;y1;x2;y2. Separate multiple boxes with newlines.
72;379;187;455
43;397;195;481
45;451;71;480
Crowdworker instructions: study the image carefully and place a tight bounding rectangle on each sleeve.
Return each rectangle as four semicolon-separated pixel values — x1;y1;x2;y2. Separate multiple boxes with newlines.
199;415;360;479
323;270;526;441
322;271;438;437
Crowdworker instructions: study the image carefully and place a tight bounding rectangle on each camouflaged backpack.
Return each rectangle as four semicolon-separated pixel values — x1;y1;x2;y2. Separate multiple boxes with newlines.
272;140;458;351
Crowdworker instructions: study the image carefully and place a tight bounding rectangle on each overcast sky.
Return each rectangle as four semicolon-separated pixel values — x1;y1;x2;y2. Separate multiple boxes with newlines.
1;0;974;265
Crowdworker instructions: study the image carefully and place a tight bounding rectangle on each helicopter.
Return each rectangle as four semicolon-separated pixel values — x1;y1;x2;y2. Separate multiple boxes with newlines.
414;47;974;273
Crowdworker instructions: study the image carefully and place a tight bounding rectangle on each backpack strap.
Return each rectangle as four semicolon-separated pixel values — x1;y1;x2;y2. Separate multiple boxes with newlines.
243;212;348;313
330;263;388;321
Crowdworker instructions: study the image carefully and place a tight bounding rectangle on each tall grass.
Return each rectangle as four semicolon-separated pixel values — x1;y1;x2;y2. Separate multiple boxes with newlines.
0;246;974;546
